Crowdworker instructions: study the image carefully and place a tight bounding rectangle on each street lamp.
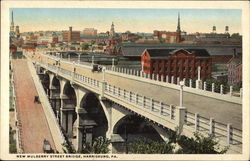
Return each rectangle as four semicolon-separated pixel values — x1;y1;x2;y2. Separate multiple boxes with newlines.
197;66;201;80
102;67;106;82
179;81;184;107
112;58;115;68
91;56;94;65
78;54;81;63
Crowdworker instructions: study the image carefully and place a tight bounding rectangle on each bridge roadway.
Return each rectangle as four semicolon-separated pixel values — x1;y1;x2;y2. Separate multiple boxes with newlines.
33;52;242;130
12;59;56;153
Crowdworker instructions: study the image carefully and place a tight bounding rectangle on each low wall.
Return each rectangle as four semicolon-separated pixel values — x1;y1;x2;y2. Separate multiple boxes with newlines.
27;58;65;153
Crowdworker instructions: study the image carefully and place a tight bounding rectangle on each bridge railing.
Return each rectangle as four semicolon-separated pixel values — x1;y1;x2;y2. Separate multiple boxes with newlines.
185;111;242;146
35;56;242;149
105;84;176;122
105;66;242;98
73;72;100;89
104;82;242;148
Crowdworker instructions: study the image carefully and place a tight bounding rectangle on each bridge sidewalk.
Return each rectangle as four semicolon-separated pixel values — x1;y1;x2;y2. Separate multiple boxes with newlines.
12;59;56;153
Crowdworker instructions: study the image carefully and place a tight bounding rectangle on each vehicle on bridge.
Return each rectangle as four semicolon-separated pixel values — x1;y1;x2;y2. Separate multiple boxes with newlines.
34;96;40;104
92;64;102;72
43;139;53;153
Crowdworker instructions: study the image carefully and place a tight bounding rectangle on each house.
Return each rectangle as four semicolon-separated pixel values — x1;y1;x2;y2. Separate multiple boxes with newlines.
227;53;242;85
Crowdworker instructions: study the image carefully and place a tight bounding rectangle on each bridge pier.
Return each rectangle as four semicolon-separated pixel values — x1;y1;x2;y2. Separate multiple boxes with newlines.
73;86;88;153
60;108;67;133
67;110;74;138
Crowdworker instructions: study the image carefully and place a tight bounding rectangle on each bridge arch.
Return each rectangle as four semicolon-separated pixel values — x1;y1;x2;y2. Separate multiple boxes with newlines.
50;76;61;118
76;92;108;145
112;114;165;153
41;72;50;95
61;81;77;138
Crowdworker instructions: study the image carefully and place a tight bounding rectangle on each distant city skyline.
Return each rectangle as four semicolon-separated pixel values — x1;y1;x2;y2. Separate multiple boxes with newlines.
10;8;241;34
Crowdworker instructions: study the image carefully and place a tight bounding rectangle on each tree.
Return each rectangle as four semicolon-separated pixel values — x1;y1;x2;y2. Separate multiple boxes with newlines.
128;129;228;154
81;44;89;51
130;138;174;154
62;142;76;153
205;78;229;94
159;39;165;44
233;82;242;91
82;136;111;154
175;132;228;154
230;33;242;39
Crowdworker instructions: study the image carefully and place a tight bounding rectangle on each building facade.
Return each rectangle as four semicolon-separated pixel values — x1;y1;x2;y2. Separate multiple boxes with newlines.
83;28;97;36
141;48;212;82
227;53;242;85
62;27;80;42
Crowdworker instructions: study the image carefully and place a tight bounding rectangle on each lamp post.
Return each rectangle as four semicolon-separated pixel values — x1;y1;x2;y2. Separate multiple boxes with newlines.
78;54;81;63
179;81;184;107
198;66;201;80
112;58;115;68
196;66;202;89
91;56;94;65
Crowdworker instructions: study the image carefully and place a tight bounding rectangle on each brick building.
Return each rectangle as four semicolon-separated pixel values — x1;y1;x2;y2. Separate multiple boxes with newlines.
227;53;242;85
10;44;17;53
141;48;212;82
62;27;80;42
115;43;241;64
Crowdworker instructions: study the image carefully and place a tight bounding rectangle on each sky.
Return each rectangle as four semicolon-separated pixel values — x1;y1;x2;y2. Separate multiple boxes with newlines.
10;8;241;34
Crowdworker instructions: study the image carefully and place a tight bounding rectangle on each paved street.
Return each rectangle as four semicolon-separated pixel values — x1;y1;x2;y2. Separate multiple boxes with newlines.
12;59;55;153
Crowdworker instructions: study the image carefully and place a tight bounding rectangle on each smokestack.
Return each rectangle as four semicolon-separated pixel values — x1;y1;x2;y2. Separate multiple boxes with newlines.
212;26;216;33
69;26;72;42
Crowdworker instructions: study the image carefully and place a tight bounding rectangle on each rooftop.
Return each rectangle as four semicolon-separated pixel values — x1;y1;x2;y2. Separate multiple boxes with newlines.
116;43;242;57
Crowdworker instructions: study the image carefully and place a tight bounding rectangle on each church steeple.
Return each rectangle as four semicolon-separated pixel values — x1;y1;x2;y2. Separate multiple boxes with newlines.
176;13;181;43
176;12;181;32
110;22;115;38
11;11;14;26
10;11;15;34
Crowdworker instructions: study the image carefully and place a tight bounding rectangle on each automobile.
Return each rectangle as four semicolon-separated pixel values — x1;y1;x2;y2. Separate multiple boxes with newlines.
43;139;52;153
92;64;102;72
34;96;41;104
